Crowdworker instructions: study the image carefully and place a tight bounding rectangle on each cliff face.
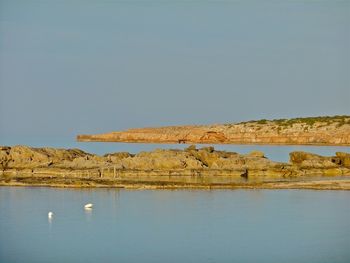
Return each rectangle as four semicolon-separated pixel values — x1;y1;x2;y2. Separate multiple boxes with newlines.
1;145;350;189
77;116;350;145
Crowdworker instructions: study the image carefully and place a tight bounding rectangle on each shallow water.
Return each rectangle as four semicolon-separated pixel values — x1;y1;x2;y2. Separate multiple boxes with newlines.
0;187;349;263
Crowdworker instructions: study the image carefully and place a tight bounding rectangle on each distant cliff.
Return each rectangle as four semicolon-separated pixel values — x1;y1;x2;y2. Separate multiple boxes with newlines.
77;116;350;146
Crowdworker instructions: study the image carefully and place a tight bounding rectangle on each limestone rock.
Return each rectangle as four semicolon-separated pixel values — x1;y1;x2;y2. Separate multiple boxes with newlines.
247;151;265;158
335;152;350;167
289;151;339;169
1;146;349;179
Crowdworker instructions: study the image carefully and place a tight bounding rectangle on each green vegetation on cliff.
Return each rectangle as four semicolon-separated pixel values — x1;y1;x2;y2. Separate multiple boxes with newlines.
235;115;350;127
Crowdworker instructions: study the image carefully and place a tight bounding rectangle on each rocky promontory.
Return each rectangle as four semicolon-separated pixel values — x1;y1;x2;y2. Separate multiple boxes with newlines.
77;116;350;145
1;145;350;190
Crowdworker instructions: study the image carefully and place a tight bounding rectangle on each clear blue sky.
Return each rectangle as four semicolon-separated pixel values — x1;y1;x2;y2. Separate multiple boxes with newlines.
1;0;349;139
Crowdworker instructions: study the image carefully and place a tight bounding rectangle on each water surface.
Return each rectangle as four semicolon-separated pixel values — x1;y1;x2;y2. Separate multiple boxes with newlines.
0;187;349;263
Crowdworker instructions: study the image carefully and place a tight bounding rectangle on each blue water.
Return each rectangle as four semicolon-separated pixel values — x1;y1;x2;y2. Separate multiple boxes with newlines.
0;135;349;162
0;187;349;263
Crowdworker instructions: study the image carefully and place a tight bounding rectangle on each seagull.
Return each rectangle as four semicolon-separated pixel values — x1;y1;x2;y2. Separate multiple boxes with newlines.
48;212;54;218
84;203;93;209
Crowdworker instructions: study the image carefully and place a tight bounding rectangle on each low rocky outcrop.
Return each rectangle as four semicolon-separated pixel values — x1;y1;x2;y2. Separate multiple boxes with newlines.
0;145;275;171
335;152;350;167
77;116;350;146
1;145;350;189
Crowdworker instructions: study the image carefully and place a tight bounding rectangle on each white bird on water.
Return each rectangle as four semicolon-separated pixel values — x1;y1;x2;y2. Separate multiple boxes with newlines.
48;212;54;219
84;203;93;209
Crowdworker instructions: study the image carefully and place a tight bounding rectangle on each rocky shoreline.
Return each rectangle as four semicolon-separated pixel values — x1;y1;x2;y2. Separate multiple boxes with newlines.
1;145;350;190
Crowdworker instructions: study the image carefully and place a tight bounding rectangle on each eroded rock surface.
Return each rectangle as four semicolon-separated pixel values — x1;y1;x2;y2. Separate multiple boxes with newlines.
1;145;349;180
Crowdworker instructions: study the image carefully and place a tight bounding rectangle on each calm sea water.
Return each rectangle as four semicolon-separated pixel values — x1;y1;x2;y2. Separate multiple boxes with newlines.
0;187;349;263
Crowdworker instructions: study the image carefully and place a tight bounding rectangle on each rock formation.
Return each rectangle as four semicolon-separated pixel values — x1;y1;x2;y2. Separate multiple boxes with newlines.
1;145;350;189
77;116;350;146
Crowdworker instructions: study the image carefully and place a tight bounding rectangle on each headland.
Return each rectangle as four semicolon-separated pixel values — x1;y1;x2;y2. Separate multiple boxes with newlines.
77;116;350;146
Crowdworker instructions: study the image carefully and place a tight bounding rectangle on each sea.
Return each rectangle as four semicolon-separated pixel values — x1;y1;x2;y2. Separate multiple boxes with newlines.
0;187;349;263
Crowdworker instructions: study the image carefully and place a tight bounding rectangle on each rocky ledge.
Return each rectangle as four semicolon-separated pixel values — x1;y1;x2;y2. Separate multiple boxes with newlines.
77;116;350;145
1;145;350;190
